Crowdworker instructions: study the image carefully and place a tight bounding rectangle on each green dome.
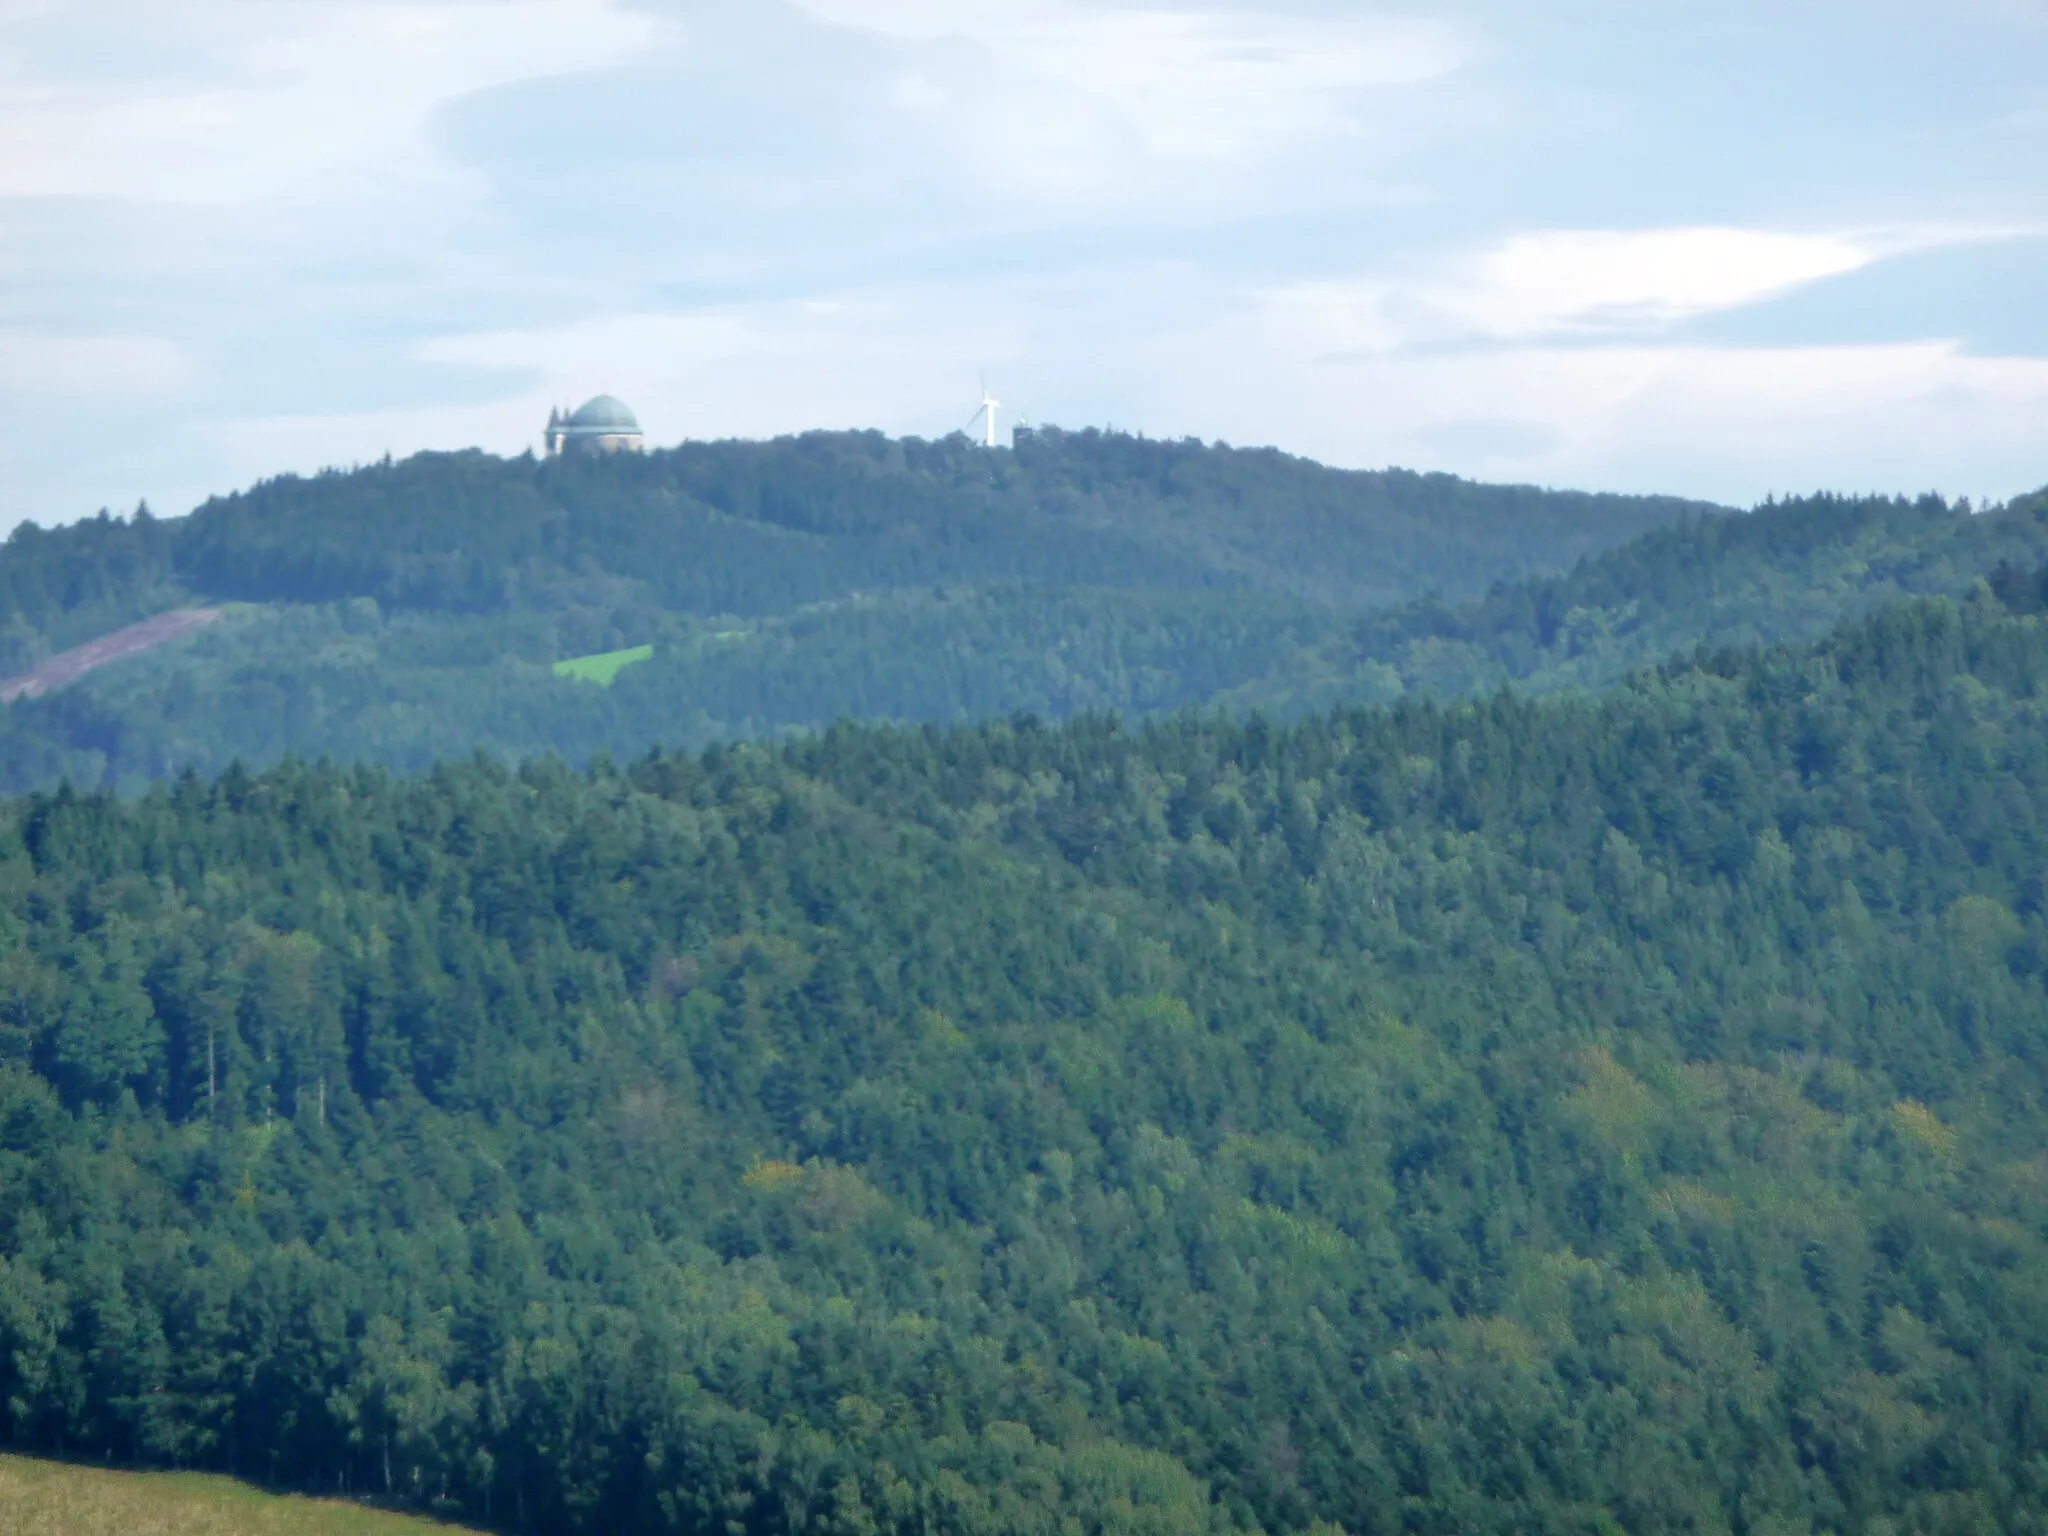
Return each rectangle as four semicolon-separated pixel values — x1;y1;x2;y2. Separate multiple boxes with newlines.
566;395;641;433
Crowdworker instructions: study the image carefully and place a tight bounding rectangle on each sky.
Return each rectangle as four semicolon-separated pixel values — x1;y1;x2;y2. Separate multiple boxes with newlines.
2;0;2045;527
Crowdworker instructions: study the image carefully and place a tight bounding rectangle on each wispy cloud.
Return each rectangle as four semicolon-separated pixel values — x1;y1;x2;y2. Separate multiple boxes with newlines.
1443;228;1873;337
0;0;668;204
1266;223;2048;363
334;230;2048;512
1258;227;1881;362
793;1;1468;197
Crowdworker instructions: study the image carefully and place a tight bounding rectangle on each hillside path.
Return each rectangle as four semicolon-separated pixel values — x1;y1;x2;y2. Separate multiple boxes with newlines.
0;607;225;703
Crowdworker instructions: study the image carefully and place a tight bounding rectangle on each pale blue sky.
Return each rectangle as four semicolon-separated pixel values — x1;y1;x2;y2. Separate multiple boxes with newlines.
2;0;2044;528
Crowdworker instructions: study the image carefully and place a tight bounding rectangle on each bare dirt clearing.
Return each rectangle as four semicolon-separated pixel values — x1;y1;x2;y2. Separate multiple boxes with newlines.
0;607;224;702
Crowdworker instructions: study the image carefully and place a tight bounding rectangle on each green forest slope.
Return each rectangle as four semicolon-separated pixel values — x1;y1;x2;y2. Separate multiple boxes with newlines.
0;430;1705;789
0;428;1701;665
1221;485;2048;713
1;429;2042;797
6;583;2048;1533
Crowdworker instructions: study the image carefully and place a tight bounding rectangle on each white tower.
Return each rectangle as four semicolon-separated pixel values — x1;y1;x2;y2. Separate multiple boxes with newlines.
969;377;1001;448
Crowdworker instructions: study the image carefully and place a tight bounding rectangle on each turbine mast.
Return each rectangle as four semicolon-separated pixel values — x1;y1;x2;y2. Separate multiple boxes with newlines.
978;375;1001;449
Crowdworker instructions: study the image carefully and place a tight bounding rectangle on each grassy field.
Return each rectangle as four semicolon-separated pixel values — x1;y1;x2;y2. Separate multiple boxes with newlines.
552;643;654;685
0;1454;474;1536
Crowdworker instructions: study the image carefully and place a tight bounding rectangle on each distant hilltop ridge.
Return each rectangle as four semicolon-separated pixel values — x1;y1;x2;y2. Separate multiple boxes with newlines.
0;426;1725;652
0;421;2038;797
543;394;643;456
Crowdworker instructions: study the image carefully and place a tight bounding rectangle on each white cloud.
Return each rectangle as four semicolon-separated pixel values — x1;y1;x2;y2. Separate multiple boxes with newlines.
793;1;1469;195
286;241;2048;518
1161;314;2048;505
1202;230;2048;500
1272;228;1881;356
1451;227;1874;336
0;0;670;205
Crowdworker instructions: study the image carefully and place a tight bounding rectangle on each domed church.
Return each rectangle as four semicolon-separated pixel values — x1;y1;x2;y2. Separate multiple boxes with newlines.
544;395;645;456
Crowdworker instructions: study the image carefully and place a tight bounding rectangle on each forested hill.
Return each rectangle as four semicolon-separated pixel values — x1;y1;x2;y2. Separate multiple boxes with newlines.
0;428;1706;657
1223;483;2048;712
0;427;2042;795
7;581;2048;1534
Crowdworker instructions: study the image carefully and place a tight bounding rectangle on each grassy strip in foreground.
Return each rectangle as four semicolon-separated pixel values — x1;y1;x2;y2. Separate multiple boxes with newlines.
0;1454;470;1536
552;643;653;686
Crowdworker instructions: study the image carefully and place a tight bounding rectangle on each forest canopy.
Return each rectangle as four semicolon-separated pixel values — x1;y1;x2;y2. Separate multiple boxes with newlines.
0;428;2043;795
4;580;2048;1533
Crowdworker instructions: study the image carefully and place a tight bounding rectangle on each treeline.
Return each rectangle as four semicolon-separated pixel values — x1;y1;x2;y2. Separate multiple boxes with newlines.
4;483;2046;796
0;427;1704;789
1241;485;2048;709
0;505;185;663
5;581;2048;1532
2;429;1705;653
3;429;2043;803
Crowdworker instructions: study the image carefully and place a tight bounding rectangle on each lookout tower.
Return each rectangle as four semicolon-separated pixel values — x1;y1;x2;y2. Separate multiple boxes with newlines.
545;395;645;456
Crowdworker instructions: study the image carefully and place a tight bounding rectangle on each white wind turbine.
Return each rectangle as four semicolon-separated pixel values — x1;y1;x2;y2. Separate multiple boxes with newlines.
966;375;1001;448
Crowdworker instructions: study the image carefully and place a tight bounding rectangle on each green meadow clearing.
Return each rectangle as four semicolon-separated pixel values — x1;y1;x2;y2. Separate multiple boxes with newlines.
551;643;653;685
0;1455;472;1536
